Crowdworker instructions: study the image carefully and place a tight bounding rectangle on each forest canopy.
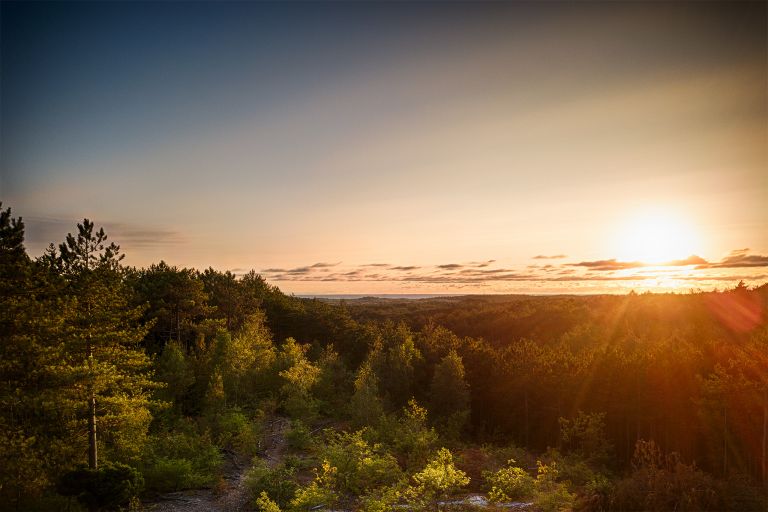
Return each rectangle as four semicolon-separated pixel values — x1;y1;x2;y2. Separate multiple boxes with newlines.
1;204;767;511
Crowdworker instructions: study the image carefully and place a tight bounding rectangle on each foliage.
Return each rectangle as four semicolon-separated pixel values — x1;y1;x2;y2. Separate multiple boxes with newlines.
380;399;440;471
429;350;471;438
245;459;298;509
314;345;353;416
142;423;222;492
2;201;768;508
484;459;535;502
288;460;338;511
57;463;144;511
349;360;385;429
285;420;313;452
359;484;404;512
406;447;470;507
277;338;321;420
533;461;575;512
211;409;263;456
610;440;722;512
558;411;613;468
255;491;283;512
319;429;403;495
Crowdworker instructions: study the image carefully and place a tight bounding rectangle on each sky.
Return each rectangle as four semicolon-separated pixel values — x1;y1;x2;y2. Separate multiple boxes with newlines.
1;1;766;294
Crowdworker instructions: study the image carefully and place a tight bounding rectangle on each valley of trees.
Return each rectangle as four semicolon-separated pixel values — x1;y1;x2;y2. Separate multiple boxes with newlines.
1;203;767;511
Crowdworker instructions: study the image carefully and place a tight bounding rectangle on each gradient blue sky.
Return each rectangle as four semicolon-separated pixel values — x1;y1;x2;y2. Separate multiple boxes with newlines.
2;1;766;294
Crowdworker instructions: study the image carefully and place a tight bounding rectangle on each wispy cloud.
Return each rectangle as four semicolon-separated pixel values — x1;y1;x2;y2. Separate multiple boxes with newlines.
255;251;768;290
570;259;646;271
24;216;185;249
310;262;341;268
698;253;768;269
571;254;710;271
533;254;567;260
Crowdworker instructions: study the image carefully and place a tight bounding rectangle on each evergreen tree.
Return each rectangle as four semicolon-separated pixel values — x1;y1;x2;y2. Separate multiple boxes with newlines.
57;219;154;468
429;350;470;437
349;361;384;429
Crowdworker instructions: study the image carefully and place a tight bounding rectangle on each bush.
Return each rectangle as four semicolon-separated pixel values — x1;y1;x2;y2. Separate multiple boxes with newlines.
245;459;298;509
359;484;404;512
288;461;338;512
142;457;210;492
142;424;222;492
558;411;613;468
610;440;721;512
319;429;403;495
213;409;263;455
484;459;535;502
405;448;469;508
255;491;282;512
533;461;575;512
378;400;439;471
57;463;144;511
722;474;768;512
285;420;313;451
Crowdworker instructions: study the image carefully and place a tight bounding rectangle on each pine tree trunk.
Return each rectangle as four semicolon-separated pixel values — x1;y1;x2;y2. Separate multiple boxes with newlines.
88;394;97;469
762;386;766;487
87;337;98;469
524;389;529;447
723;406;728;476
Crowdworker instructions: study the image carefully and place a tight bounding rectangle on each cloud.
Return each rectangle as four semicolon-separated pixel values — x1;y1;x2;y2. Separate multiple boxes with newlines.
698;253;768;269
24;216;185;249
533;254;567;260
310;262;340;268
570;259;646;271
667;255;708;266
468;260;496;267
571;255;710;271
259;254;768;289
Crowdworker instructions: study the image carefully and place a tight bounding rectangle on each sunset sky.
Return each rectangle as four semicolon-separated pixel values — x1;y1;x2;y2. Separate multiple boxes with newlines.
2;1;766;294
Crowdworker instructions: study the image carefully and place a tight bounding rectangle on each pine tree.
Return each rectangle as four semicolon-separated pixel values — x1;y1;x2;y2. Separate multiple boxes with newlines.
57;220;154;468
429;350;470;437
0;205;64;504
349;360;384;429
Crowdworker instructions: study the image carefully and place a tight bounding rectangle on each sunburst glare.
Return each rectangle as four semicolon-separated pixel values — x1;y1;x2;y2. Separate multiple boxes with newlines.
616;208;701;264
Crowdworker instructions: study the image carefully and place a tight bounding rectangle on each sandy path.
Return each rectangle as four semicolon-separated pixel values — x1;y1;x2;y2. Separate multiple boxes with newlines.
144;418;290;512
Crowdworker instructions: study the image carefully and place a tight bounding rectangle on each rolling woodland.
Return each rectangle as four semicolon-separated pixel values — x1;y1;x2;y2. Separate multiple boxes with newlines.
1;205;767;511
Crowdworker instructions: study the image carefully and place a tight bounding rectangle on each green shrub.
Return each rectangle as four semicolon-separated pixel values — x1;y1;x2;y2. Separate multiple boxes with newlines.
533;461;575;512
57;463;144;511
359;484;404;512
255;491;283;512
558;411;613;468
722;474;768;512
583;473;614;511
484;459;535;502
213;409;263;455
610;440;722;512
142;424;222;491
319;429;402;495
288;461;338;512
378;400;439;471
142;457;210;492
405;447;469;508
245;459;298;508
285;420;313;451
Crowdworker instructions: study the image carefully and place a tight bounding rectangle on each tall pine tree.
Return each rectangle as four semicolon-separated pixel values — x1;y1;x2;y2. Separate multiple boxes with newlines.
57;220;154;468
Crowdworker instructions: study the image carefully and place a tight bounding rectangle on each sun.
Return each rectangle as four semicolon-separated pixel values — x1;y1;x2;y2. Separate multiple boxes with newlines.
616;208;700;265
